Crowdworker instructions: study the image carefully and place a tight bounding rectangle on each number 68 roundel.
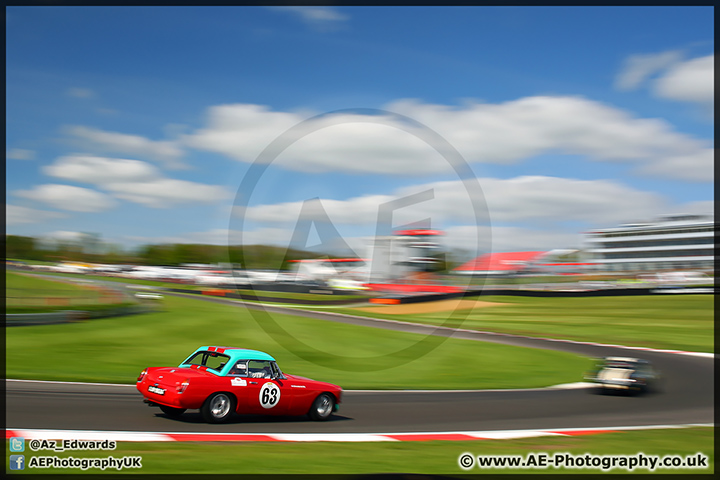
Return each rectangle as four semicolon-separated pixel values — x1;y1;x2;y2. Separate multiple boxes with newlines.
259;382;280;409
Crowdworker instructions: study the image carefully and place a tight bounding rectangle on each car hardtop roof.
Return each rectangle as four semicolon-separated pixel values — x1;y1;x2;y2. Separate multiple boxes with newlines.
193;346;276;362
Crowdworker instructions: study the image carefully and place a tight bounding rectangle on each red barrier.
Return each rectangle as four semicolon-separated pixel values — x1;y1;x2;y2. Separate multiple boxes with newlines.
364;283;462;294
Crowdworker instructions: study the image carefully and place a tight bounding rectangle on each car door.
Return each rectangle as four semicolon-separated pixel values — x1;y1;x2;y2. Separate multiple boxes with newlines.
225;360;251;412
244;360;293;415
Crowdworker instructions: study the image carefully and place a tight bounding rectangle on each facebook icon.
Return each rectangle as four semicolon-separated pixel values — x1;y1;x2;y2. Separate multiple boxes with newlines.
9;455;25;470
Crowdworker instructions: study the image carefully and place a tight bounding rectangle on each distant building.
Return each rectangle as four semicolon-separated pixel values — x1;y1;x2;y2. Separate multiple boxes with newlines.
288;229;447;288
392;229;445;275
583;214;715;273
366;229;445;282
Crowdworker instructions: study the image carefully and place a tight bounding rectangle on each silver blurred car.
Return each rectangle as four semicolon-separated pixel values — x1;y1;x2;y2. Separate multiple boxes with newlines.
586;356;659;394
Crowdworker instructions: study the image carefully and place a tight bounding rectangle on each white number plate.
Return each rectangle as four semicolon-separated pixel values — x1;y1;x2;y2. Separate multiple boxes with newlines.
148;385;165;395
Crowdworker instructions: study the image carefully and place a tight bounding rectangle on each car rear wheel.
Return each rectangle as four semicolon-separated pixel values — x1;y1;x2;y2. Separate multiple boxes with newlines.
308;393;334;421
159;405;186;418
201;392;236;423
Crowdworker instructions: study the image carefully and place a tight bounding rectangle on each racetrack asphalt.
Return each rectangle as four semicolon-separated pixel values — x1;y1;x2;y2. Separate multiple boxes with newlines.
6;291;714;434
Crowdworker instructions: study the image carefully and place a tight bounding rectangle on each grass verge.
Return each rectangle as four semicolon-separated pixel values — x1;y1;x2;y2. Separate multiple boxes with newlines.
17;271;369;302
5;427;712;474
6;302;137;315
336;294;714;353
6;271;126;313
6;271;102;300
6;294;590;389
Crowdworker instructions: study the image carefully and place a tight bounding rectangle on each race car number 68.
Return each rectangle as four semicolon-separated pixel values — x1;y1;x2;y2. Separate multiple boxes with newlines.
260;382;280;409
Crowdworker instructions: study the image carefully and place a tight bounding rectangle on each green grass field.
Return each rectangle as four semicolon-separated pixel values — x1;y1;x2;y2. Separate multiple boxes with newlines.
5;274;714;385
6;270;136;313
4;274;714;475
5;293;591;389
6;271;101;301
6;271;117;314
5;427;713;474
338;294;714;353
21;270;370;302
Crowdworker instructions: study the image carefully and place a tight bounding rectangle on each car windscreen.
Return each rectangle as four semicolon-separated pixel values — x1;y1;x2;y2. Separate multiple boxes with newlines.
605;362;635;369
270;362;284;379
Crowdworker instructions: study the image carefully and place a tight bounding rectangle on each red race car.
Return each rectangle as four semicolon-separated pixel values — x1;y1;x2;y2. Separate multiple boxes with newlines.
136;346;342;423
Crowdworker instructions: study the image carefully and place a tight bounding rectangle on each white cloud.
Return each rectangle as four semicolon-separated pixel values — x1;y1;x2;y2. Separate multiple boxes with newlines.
444;225;582;253
6;148;36;160
675;200;714;217
639;149;714;182
41;154;231;209
480;176;666;225
233;175;711;254
614;50;683;90
14;184;117;212
103;179;232;208
66;87;96;98
239;195;385;225
445;198;714;254
35;231;106;251
183;103;302;162
6;204;67;226
271;6;349;30
64;126;186;169
41;230;87;243
185;96;712;181
239;176;668;229
653;54;714;104
616;51;714;108
183;103;466;174
389;97;708;166
125;227;293;247
43;155;161;184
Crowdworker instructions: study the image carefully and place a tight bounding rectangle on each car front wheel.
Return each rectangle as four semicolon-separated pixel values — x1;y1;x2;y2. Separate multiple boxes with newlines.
159;405;186;418
308;393;334;421
201;392;236;423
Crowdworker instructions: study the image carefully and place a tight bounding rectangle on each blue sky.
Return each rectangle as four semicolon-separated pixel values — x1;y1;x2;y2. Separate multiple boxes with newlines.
6;6;714;258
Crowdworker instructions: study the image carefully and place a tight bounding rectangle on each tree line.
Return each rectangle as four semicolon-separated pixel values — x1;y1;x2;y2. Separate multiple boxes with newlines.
5;234;472;273
4;235;320;269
